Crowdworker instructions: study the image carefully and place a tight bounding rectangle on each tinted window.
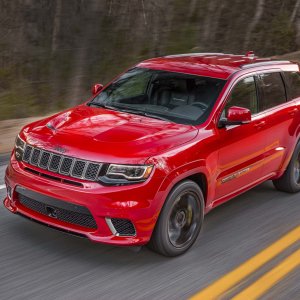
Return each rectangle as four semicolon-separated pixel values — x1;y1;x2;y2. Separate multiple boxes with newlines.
224;76;258;116
258;72;286;111
90;68;226;125
284;71;300;100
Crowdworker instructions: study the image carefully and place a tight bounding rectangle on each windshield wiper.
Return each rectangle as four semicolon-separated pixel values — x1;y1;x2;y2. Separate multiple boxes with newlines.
88;102;104;108
144;113;172;122
89;103;172;122
88;102;119;111
115;107;172;122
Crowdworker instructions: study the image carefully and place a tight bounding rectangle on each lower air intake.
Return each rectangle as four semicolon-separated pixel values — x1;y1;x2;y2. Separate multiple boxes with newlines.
18;193;97;229
109;218;136;236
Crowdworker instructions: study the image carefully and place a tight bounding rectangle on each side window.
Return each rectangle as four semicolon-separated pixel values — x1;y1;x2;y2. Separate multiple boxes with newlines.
257;72;286;111
224;76;258;116
284;71;300;100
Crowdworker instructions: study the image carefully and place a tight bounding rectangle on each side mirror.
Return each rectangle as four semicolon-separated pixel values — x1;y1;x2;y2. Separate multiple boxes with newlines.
92;83;103;95
219;106;251;128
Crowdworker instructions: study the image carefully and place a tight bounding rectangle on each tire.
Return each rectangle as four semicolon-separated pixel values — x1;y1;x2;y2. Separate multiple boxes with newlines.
148;180;204;257
273;141;300;193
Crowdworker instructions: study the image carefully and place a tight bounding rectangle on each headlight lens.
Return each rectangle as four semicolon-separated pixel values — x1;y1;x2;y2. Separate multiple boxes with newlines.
15;134;25;161
106;164;153;181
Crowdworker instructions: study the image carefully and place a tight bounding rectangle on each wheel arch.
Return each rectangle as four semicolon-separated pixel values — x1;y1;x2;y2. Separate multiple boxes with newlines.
185;173;208;204
158;165;209;208
276;136;300;179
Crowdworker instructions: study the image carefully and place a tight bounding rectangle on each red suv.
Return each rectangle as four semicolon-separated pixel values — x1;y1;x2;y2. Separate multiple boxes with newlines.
4;53;300;256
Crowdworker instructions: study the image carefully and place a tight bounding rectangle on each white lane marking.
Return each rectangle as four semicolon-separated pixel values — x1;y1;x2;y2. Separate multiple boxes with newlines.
0;185;6;190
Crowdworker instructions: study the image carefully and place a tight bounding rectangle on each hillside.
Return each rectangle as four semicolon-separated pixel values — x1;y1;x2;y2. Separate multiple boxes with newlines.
0;0;300;120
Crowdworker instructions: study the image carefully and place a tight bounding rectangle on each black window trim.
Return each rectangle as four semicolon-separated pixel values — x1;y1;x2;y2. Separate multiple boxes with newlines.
255;72;263;112
280;71;288;103
256;70;288;113
253;74;260;113
281;70;300;101
217;74;260;123
216;68;294;126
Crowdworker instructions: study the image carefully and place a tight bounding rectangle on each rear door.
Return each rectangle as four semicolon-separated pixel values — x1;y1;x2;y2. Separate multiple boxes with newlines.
256;71;298;176
283;70;300;144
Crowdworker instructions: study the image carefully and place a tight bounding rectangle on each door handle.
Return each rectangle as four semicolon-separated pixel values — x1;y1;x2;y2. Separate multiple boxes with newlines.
288;108;298;116
254;121;266;129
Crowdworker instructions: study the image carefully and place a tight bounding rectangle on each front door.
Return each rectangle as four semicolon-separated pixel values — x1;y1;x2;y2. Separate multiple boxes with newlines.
214;75;269;203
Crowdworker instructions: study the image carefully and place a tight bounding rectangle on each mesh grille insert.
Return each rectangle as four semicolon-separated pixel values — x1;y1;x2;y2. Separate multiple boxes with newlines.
49;155;62;172
39;151;51;169
111;218;136;236
60;157;73;174
23;145;33;162
85;163;101;180
30;149;41;165
18;193;97;229
72;160;86;178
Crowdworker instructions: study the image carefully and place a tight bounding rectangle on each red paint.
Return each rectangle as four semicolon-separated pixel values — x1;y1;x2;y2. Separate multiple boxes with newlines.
4;53;300;246
227;106;251;123
92;83;103;95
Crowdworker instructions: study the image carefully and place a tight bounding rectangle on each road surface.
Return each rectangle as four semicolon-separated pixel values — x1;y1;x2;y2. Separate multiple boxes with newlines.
0;157;299;299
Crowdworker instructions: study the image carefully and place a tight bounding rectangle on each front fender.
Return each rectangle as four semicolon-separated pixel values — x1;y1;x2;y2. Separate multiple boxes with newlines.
148;157;212;219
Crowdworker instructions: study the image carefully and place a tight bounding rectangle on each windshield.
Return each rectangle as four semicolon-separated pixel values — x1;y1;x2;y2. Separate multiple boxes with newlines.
89;68;226;125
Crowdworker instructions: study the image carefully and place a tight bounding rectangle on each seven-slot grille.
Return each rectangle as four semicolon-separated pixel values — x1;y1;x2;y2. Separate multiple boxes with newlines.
22;145;102;182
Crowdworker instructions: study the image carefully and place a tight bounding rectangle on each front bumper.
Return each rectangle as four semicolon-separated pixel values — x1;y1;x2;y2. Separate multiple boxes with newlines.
4;155;166;246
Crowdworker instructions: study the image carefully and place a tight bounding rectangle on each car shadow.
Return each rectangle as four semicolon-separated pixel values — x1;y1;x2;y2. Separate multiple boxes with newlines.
7;180;300;267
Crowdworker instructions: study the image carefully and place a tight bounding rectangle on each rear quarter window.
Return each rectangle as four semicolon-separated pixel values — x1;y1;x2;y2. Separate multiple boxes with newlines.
284;71;300;100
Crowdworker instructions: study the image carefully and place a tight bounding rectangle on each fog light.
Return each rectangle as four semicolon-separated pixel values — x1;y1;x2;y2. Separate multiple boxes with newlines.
6;185;12;199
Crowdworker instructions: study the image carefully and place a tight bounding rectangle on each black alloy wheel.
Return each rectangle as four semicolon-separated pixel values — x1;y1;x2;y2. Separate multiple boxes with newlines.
148;180;204;256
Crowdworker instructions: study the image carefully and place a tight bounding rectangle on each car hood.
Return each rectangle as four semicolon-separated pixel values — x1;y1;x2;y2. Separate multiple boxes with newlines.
22;105;198;164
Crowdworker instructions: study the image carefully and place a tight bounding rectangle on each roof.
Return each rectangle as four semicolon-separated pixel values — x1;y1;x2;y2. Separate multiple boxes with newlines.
137;53;295;80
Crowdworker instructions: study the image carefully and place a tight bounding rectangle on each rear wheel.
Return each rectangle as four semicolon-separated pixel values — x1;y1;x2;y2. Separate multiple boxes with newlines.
273;142;300;193
148;180;204;256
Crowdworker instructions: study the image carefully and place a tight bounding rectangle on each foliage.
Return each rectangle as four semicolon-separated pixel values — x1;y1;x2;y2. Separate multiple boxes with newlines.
0;0;299;120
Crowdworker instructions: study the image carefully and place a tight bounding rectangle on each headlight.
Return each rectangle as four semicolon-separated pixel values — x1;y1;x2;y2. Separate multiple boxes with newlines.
15;134;25;161
100;164;153;185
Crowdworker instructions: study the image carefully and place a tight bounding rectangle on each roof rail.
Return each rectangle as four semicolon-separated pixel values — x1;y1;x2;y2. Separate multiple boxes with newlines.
241;60;291;69
164;53;224;58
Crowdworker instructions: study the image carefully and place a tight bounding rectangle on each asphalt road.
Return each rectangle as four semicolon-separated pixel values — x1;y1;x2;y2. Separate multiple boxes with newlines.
0;158;300;300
